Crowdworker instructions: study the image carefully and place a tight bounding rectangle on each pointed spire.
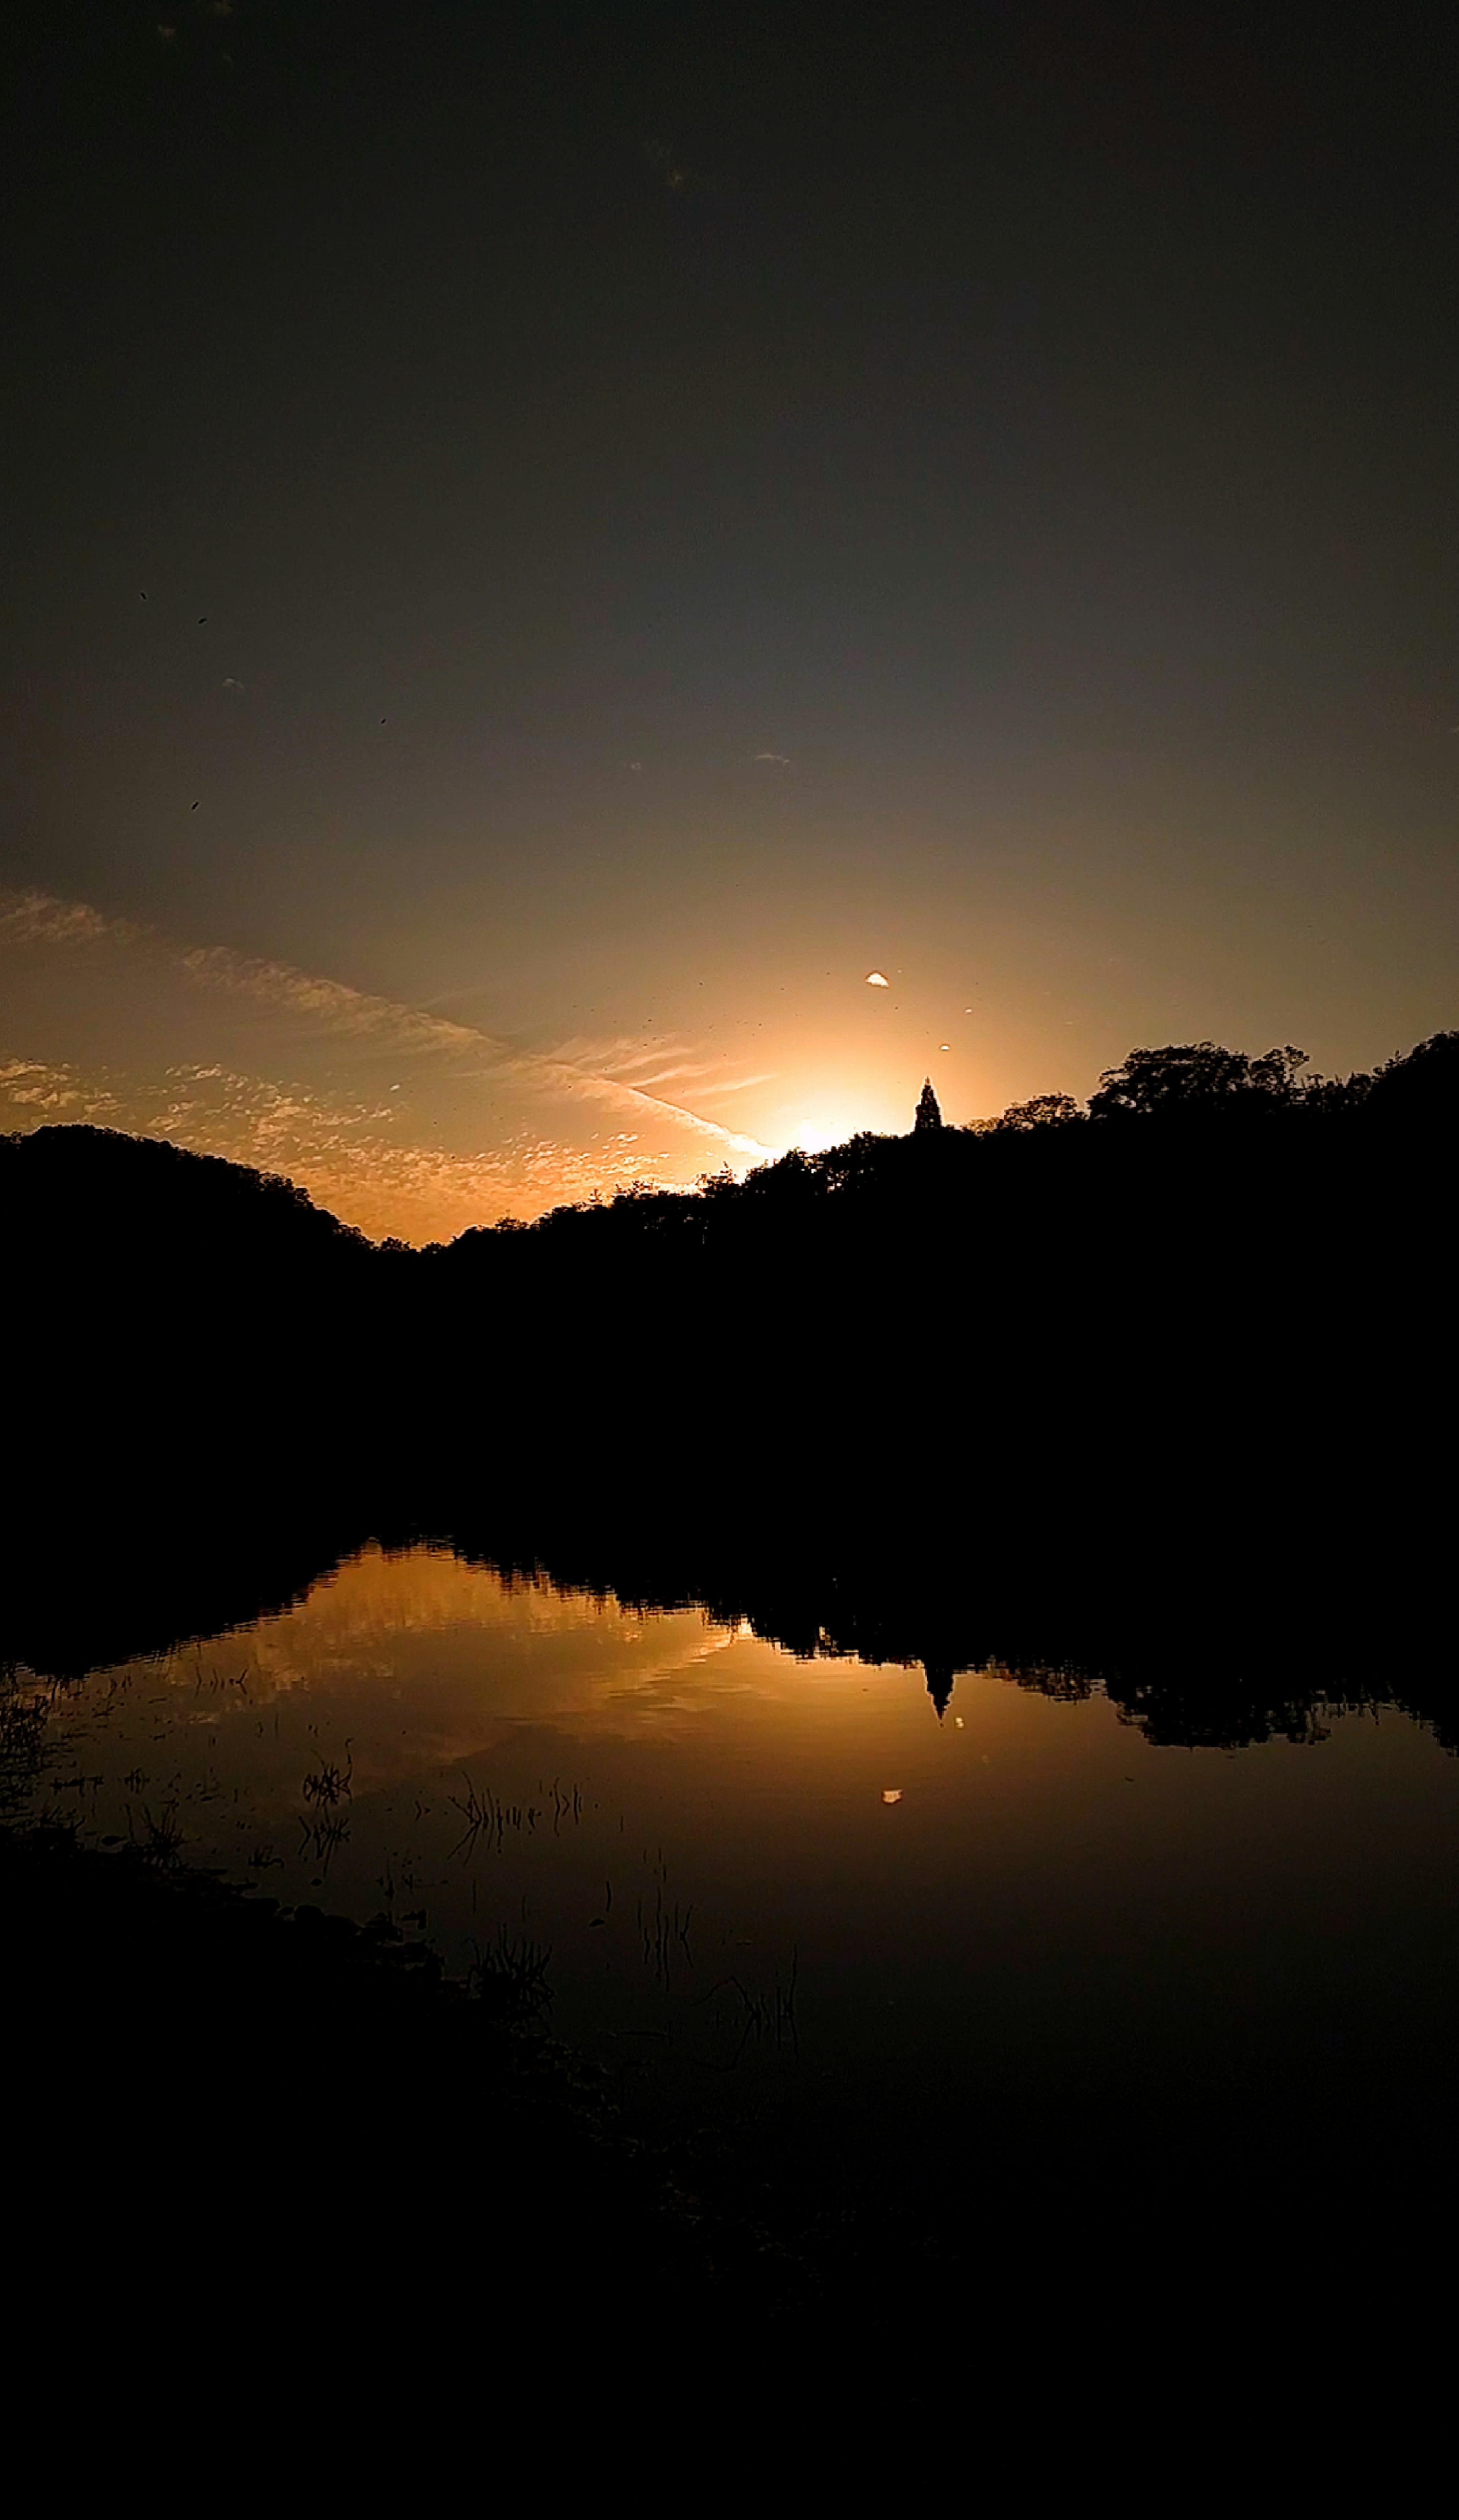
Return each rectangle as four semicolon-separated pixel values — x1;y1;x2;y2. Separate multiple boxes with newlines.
915;1077;943;1132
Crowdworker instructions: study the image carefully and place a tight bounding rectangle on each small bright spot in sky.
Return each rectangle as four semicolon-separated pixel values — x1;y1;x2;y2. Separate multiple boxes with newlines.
882;1788;902;1804
939;1042;950;1050
866;971;889;987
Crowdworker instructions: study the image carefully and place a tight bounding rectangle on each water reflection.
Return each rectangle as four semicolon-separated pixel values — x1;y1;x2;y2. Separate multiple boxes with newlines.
13;1540;1459;2138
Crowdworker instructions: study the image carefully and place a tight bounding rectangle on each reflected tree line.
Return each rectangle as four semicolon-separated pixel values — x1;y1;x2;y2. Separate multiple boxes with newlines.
4;1028;1457;1750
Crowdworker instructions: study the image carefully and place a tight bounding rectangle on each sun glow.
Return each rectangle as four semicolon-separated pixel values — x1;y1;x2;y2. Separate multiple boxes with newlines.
776;1103;875;1153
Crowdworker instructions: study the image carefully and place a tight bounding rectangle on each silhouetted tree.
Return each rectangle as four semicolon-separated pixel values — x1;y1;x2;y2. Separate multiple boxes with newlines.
1367;1028;1459;1120
1088;1041;1307;1118
993;1092;1082;1131
8;1009;1459;1753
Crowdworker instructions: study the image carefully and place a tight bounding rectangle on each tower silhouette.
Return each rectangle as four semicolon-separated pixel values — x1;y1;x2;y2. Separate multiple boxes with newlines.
915;1078;943;1132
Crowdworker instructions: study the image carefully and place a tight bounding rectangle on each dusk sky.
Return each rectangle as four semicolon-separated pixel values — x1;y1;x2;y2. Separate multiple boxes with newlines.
4;2;1457;1239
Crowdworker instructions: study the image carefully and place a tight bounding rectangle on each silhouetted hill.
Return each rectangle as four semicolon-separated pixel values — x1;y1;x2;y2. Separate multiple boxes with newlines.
3;1122;364;1249
4;1031;1456;1745
3;1124;386;1488
416;1029;1455;1574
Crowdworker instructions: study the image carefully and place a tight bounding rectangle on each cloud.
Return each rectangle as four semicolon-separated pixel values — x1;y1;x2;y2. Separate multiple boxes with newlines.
0;892;146;952
642;1068;777;1098
172;944;771;1161
0;886;777;1232
0;1056;124;1120
753;752;791;765
2;888;769;1156
175;938;489;1061
501;1026;776;1138
0;1048;742;1243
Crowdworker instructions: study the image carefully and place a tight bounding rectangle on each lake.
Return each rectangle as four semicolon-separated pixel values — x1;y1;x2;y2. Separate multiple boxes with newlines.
16;1535;1459;2187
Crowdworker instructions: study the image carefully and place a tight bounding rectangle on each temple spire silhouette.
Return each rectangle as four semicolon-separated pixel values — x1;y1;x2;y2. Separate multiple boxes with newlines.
915;1077;943;1132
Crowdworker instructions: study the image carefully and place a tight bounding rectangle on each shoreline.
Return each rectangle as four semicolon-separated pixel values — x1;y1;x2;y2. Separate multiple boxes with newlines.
1;1816;822;2330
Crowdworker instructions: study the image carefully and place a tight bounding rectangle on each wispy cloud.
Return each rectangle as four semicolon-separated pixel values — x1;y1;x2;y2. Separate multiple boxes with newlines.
176;939;488;1060
0;1056;125;1120
0;887;780;1235
1;887;772;1160
549;1033;778;1099
176;931;771;1160
0;894;146;951
0;1049;736;1242
680;1072;777;1100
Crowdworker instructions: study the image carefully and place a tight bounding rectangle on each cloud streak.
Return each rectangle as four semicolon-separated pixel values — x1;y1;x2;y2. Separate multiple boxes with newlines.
2;887;772;1159
0;887;779;1235
0;1050;741;1242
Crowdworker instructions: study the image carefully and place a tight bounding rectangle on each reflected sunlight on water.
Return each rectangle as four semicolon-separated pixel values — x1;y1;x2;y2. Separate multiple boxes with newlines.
19;1541;1459;2133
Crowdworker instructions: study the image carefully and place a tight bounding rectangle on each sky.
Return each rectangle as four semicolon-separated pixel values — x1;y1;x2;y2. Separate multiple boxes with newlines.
3;1;1457;1240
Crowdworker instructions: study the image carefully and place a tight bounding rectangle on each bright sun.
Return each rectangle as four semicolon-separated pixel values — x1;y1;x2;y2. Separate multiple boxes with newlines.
781;1106;869;1153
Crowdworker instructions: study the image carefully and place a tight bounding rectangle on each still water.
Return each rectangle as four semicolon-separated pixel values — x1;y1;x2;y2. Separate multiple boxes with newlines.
19;1540;1459;2138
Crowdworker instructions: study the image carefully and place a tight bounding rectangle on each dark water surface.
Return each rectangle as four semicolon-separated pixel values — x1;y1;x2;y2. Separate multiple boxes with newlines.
16;1540;1459;2175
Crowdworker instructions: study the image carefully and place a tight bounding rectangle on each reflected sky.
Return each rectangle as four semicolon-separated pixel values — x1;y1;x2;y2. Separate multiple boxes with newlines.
24;1542;1459;2123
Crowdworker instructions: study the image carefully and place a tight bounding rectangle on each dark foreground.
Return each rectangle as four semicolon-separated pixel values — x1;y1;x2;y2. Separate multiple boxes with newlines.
5;1076;1458;2447
2;1822;754;2306
7;1804;1455;2415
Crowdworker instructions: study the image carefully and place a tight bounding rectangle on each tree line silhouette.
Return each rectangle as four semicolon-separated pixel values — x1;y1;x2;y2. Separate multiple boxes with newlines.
4;1028;1456;1745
